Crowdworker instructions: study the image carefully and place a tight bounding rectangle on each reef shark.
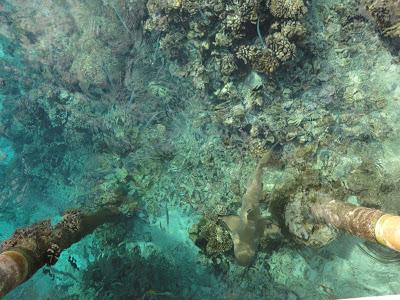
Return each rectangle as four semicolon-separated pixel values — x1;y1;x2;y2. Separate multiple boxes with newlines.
221;150;276;266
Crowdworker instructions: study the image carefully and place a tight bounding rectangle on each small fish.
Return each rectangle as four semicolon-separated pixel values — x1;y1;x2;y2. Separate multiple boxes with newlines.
165;202;170;226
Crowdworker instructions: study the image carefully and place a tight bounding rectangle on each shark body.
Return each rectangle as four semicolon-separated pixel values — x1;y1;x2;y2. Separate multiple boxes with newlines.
221;151;274;266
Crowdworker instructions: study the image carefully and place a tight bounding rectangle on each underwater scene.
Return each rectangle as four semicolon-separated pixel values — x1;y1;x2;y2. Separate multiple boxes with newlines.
1;0;400;299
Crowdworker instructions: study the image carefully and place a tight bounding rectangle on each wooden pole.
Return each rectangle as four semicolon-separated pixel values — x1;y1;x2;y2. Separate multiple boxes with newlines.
0;206;129;298
311;199;400;252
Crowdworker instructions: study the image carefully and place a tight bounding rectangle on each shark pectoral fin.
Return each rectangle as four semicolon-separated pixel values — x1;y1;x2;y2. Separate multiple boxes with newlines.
221;215;241;234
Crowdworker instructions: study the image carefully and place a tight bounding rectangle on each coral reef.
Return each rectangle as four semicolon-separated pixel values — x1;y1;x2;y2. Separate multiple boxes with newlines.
189;217;233;257
144;0;308;96
363;0;400;42
6;0;142;95
82;247;180;299
270;0;308;19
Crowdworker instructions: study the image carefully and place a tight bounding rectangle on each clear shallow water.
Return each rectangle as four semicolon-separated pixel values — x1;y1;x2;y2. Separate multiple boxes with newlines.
1;0;400;299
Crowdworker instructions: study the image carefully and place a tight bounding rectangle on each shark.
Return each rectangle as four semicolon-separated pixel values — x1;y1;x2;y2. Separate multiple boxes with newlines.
221;150;277;266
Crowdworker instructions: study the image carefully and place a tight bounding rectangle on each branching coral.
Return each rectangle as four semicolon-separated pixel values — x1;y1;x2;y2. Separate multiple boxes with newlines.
269;0;307;19
237;45;280;74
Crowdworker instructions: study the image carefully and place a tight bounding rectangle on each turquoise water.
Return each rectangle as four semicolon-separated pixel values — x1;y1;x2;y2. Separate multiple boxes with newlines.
1;0;400;299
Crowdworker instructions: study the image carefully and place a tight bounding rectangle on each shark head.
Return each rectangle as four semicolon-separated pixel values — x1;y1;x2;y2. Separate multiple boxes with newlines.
221;215;259;266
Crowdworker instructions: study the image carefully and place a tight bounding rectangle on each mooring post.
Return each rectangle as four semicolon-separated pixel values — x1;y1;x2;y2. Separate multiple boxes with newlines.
311;199;400;252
